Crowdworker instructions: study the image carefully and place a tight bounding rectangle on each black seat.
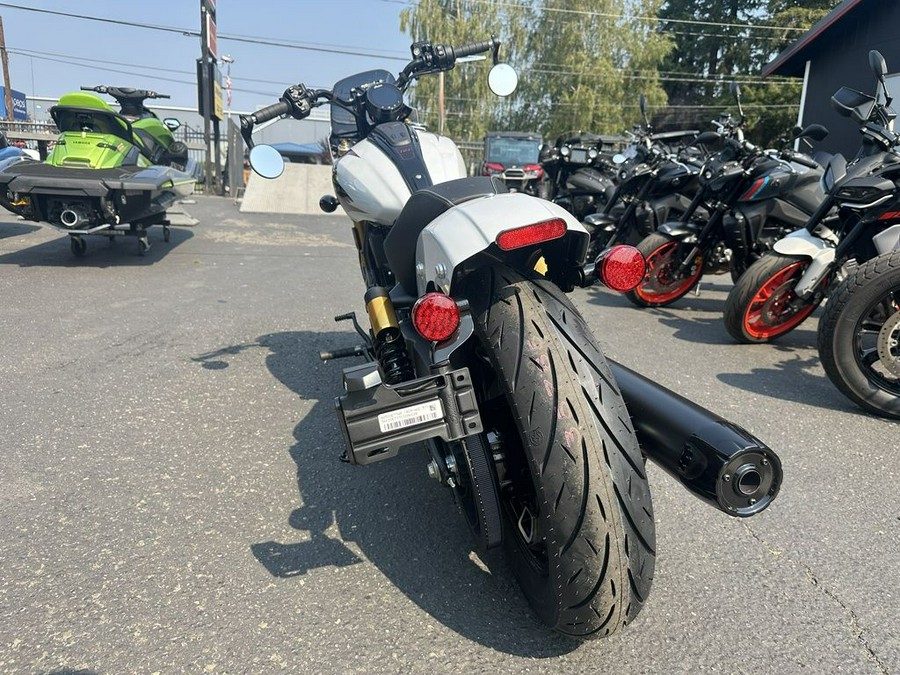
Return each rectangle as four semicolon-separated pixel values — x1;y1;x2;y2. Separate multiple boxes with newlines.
385;176;507;294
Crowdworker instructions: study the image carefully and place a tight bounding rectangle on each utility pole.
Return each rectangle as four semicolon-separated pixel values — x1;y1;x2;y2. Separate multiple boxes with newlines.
0;17;15;121
199;1;213;193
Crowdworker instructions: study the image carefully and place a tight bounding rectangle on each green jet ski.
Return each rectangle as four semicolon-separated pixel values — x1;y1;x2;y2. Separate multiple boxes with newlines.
0;85;199;256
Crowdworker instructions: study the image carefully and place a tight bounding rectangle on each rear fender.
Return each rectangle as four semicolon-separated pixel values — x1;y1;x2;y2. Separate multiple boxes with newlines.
415;192;588;295
772;229;836;297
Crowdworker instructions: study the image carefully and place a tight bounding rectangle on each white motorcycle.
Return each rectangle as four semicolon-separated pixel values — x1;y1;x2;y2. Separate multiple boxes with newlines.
240;37;782;639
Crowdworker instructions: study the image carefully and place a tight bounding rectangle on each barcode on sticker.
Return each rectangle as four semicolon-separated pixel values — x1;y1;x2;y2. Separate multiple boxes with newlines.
378;400;444;433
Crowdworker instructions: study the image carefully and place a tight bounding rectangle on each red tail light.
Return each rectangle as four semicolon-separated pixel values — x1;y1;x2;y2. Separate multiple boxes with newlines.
496;218;567;251
412;293;460;342
483;162;505;175
596;245;646;292
524;163;544;178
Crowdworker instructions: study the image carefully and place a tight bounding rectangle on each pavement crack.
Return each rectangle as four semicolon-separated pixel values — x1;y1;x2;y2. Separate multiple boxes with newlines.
742;522;889;674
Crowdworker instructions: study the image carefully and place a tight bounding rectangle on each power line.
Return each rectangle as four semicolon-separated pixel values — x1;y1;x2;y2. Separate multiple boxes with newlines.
7;50;278;97
0;2;409;60
8;46;332;91
380;0;807;33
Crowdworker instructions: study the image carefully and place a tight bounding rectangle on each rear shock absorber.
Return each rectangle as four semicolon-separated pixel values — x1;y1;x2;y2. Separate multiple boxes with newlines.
365;286;414;384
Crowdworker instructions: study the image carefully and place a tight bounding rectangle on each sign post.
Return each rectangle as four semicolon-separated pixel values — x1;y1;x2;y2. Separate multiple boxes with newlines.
199;0;221;194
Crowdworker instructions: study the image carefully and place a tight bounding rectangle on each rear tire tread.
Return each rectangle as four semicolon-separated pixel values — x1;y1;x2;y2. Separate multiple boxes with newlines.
467;265;656;638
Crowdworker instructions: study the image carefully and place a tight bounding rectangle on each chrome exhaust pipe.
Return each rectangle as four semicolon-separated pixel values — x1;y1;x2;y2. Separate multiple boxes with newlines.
608;359;782;517
60;208;87;228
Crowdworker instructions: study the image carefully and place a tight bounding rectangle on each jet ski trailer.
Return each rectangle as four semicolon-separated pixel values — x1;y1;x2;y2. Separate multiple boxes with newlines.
0;160;195;256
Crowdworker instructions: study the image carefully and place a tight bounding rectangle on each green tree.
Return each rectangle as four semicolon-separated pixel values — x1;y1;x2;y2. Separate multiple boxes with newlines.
523;0;672;141
399;0;673;144
740;0;836;145
399;0;532;142
656;0;836;145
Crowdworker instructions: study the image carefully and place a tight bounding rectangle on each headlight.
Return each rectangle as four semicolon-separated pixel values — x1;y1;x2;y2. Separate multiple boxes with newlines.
559;145;570;157
835;186;885;202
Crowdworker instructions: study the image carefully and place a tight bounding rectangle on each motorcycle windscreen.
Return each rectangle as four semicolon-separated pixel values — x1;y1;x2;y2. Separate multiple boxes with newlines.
330;69;396;149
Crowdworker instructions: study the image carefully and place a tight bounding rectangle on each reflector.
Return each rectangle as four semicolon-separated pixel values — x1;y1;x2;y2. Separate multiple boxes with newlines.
412;293;460;342
496;218;567;251
597;245;646;292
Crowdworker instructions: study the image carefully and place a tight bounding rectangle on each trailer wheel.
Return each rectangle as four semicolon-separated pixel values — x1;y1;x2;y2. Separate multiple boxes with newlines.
70;235;87;257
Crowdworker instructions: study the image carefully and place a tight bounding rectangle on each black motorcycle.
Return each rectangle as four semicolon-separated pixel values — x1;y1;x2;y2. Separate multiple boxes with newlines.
725;50;900;343
580;96;707;256
817;248;900;419
626;84;828;308
537;131;616;219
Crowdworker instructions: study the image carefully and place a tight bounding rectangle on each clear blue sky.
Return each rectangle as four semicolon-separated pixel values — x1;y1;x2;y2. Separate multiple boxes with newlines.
1;0;414;116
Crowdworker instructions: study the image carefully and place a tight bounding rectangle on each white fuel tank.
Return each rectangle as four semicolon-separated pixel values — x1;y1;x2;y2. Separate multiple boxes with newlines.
333;127;466;225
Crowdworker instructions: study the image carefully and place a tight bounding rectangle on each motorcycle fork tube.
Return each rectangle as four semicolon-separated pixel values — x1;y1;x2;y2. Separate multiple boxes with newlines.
677;205;725;274
351;221;375;286
680;188;708;223
610;174;655;246
676;178;744;273
602;185;621;215
804;195;835;233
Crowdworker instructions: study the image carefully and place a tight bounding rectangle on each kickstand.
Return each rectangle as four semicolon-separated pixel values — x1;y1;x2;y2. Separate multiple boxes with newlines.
693;282;702;297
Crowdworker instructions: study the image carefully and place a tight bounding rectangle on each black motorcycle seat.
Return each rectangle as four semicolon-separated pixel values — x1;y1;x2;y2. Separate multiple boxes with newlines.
385;175;507;294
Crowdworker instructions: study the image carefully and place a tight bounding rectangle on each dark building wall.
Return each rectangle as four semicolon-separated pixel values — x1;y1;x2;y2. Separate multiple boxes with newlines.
798;3;900;160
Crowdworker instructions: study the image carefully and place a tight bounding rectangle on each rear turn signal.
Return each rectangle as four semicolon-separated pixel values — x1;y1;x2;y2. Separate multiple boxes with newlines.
597;245;646;292
412;292;460;342
496;218;567;251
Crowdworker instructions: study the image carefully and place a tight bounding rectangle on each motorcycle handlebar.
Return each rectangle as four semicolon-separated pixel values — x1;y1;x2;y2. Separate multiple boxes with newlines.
452;37;497;59
251;100;292;125
781;149;820;169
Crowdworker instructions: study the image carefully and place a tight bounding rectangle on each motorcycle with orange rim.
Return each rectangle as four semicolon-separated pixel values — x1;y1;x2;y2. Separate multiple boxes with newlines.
724;50;900;344
624;83;828;308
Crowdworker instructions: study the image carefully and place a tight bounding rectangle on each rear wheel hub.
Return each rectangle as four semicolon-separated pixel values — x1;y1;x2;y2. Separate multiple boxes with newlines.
877;310;900;377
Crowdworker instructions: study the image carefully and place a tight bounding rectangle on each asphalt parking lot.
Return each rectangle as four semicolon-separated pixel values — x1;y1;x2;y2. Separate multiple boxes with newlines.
0;196;897;674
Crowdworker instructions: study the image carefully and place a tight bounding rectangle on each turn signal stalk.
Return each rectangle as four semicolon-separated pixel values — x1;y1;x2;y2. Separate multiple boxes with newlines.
608;359;782;517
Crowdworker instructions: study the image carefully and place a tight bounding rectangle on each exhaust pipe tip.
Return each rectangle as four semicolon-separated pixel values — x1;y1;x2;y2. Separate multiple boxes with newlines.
717;447;781;517
60;209;83;228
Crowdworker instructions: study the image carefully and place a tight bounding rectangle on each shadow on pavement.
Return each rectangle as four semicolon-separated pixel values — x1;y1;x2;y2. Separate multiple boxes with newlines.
0;226;193;267
193;331;579;658
715;345;863;413
0;220;40;239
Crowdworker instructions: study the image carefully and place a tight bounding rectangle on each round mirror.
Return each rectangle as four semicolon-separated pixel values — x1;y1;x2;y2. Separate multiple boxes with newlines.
249;144;285;179
612;153;627;165
488;63;518;97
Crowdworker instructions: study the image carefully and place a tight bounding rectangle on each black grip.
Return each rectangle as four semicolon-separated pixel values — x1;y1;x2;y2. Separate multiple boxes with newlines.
453;39;494;59
783;150;819;169
252;100;291;124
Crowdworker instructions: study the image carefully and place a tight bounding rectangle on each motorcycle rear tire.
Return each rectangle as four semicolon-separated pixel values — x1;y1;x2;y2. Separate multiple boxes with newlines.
817;251;900;420
466;265;656;639
724;253;820;344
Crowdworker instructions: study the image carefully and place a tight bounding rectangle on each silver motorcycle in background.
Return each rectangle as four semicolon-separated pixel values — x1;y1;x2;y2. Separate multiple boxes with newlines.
240;37;783;639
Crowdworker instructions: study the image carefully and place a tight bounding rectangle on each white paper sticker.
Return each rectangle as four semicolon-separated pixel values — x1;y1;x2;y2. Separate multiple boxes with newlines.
378;400;444;433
